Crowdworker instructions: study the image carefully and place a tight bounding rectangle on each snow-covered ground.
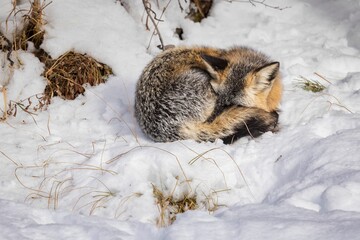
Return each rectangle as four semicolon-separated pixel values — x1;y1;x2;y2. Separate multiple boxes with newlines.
1;0;360;239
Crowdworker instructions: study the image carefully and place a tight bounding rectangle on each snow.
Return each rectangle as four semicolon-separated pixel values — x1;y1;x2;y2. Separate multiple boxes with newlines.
1;0;360;239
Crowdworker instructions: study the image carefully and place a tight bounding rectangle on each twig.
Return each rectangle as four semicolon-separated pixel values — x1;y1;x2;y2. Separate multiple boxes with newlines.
142;0;165;50
193;0;205;18
0;31;14;66
225;0;290;10
314;72;332;85
0;149;19;166
1;87;8;121
178;0;185;11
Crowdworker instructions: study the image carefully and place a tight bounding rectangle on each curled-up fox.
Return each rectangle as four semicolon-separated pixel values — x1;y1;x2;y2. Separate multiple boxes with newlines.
135;46;282;143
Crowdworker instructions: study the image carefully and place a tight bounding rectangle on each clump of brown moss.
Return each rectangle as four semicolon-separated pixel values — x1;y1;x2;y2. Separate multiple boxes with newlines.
42;51;112;103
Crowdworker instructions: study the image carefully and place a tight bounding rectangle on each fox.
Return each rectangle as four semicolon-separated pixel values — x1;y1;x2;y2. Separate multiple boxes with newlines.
134;46;282;144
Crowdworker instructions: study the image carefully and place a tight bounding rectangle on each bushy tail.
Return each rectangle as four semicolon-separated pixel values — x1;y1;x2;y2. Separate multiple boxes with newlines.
180;106;278;144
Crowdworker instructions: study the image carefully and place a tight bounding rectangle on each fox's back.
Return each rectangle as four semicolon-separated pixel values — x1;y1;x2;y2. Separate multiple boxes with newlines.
135;47;218;142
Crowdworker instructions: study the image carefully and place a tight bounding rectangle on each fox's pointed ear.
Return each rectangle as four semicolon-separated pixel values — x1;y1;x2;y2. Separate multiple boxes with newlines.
253;62;280;91
200;54;229;72
200;54;228;92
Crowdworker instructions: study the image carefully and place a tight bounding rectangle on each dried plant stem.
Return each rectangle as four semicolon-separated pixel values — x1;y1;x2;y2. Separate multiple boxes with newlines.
0;31;14;66
0;30;15;120
1;87;8;120
188;146;255;201
225;0;289;10
193;0;205;18
300;93;353;117
106;145;192;191
142;0;168;50
0;149;19;166
314;72;332;85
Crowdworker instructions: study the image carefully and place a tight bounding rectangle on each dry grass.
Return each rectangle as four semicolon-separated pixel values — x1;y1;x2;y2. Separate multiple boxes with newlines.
1;50;113;118
11;141;237;223
17;148;118;210
153;183;198;227
1;0;47;120
187;0;213;22
0;0;48;57
3;95;46;122
72;177;116;215
1;1;112;110
297;76;326;93
42;51;113;103
15;0;48;50
108;145;246;226
296;74;329;93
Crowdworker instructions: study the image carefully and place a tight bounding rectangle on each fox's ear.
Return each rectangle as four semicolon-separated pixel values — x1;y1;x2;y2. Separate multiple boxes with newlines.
200;54;228;72
252;62;280;92
200;54;228;92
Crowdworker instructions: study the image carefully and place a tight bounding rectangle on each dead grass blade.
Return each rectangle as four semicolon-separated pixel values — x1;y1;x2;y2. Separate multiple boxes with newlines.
187;145;255;201
0;149;20;166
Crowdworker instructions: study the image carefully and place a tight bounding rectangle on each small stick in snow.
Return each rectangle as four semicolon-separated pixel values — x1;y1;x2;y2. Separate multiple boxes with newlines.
0;31;14;66
225;0;290;11
142;0;165;50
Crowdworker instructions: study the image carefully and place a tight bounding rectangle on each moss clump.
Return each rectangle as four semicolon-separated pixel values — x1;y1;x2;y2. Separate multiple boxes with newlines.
43;51;112;103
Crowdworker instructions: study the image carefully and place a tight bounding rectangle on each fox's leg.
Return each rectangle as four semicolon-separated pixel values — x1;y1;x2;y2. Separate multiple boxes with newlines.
180;106;279;143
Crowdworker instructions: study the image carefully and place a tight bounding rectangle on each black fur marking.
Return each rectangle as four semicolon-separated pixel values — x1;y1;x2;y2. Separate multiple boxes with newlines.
222;111;279;144
200;54;229;71
206;103;232;123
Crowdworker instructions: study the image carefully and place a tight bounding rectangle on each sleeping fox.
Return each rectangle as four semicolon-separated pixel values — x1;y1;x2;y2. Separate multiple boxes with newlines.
135;46;282;144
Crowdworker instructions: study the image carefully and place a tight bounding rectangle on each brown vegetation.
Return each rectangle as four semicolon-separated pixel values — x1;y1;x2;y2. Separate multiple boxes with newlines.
187;0;213;22
153;184;198;227
42;51;112;103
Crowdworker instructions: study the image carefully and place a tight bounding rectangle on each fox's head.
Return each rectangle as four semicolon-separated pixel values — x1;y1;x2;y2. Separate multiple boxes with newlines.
200;49;282;112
